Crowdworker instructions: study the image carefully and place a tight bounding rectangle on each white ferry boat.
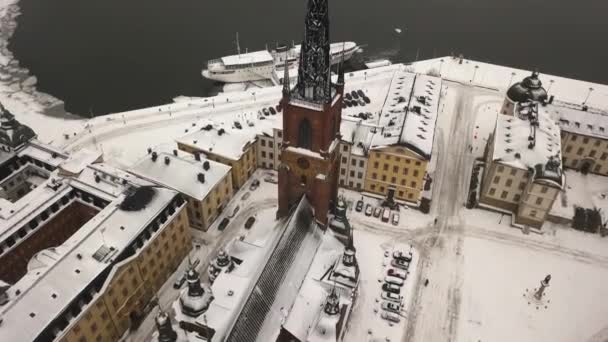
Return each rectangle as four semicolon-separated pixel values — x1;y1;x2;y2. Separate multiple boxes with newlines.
202;40;358;83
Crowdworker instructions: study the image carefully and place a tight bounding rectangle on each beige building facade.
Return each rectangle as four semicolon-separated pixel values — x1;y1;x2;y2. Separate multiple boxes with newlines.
60;202;191;342
364;146;428;203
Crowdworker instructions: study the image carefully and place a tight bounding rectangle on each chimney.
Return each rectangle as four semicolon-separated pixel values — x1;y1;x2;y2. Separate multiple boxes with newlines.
94;175;100;183
194;152;201;161
151;152;158;162
197;173;205;183
164;156;170;165
203;161;210;171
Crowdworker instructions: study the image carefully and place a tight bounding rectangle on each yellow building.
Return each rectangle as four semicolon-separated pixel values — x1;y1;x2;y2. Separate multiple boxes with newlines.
556;107;608;176
0;165;192;342
60;194;191;342
176;124;259;190
364;146;427;203
480;103;563;229
131;151;234;231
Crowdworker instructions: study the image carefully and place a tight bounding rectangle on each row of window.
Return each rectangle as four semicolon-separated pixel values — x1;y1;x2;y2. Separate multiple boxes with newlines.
341;156;365;168
260;139;275;148
261;151;274;159
340;168;364;179
369;183;416;200
488;187;546;206
564;145;608;160
372;159;422;168
370;173;418;187
563;158;604;173
569;134;604;146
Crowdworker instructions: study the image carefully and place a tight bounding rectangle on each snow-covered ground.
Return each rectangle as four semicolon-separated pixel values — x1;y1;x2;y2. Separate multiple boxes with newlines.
550;169;608;223
339;188;435;233
458;235;608;342
344;229;419;342
0;0;85;145
411;57;608;110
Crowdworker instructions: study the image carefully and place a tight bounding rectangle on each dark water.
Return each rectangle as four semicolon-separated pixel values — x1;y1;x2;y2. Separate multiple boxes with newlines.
10;0;608;115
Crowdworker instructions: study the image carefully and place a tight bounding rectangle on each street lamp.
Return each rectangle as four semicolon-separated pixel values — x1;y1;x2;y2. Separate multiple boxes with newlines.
508;72;516;88
471;65;479;83
583;87;594;105
547;79;555;93
439;59;444;77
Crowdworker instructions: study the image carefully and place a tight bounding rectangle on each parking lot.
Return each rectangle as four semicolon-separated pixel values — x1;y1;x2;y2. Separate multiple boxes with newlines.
339;189;435;232
344;230;420;342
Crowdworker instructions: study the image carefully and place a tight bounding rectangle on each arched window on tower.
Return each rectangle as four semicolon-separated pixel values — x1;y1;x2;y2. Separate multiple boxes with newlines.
298;119;312;149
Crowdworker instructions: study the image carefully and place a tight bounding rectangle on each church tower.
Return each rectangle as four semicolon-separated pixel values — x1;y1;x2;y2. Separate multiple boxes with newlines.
278;0;344;226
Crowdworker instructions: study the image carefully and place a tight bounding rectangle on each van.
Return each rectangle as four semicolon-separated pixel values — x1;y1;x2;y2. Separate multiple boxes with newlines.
382;208;390;222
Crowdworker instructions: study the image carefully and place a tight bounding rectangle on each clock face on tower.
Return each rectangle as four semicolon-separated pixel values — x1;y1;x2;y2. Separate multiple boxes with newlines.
297;157;310;169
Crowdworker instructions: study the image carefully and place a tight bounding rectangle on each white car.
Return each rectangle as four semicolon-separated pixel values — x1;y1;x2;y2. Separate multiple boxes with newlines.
387;268;407;280
365;204;373;216
385;276;404;286
392;213;400;225
381;311;400;323
382;291;401;303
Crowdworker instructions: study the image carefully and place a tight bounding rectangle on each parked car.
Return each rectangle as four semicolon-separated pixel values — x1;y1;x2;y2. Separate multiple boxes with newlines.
355;200;364;212
269;106;277;115
218;217;230;231
381;311;400;323
392;213;400;225
387;268;407;280
173;274;186;289
382;282;401;294
391;258;409;270
381;208;391;222
365;204;373;216
381;301;401;314
228;205;240;218
241;192;251;201
262;108;270;116
382;291;402;303
373;207;382;218
385;276;404;286
264;176;278;184
249;179;260;191
393;250;413;263
245;216;256;229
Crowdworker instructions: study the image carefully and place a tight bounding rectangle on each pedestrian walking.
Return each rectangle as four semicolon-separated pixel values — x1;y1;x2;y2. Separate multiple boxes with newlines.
424;279;429;287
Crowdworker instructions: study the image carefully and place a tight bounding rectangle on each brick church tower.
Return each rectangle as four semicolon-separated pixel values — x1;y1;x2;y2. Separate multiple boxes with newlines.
277;0;344;226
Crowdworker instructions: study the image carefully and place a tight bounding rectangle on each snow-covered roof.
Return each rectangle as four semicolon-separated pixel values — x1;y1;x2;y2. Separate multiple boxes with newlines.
368;71;416;149
283;232;353;342
176;111;281;161
356;70;441;160
0;187;180;342
399;74;442;159
339;118;376;156
59;148;102;175
130;152;231;201
221;50;273;66
549;102;608;140
492;103;562;174
17;141;68;167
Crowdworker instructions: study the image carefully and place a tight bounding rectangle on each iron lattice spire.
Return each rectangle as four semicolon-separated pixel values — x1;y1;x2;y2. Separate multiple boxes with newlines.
295;0;332;103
